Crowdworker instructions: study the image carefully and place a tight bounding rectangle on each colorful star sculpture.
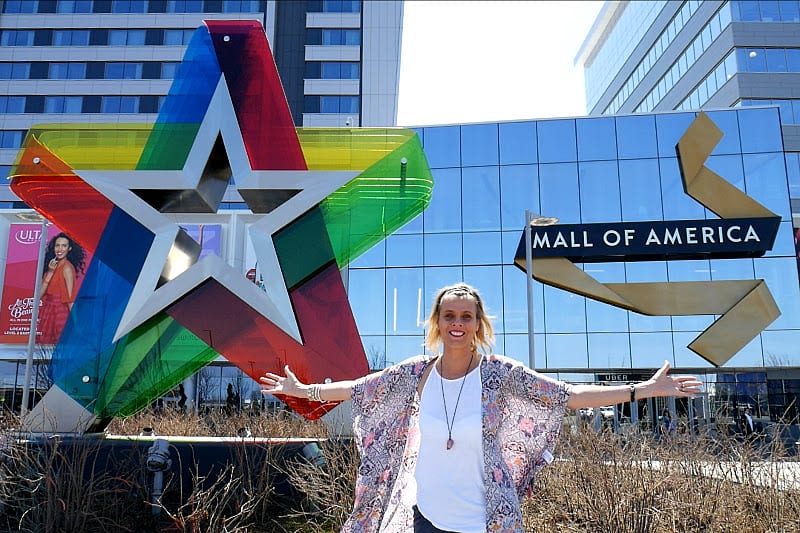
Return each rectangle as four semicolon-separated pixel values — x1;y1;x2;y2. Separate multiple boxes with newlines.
10;20;432;428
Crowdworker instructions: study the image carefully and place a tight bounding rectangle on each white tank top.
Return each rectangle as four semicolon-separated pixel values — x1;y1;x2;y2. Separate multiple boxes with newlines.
414;359;485;533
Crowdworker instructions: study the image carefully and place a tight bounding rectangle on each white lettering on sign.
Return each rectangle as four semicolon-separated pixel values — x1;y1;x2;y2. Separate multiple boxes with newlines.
644;225;761;246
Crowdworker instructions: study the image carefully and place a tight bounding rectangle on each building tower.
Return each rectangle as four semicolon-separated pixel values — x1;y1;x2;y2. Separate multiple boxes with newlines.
575;0;799;211
0;0;404;205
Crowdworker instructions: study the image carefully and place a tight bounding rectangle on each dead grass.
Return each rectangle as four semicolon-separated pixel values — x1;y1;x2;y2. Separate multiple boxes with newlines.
1;408;799;532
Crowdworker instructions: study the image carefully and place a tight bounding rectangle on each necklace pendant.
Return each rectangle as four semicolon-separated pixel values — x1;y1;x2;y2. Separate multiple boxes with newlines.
446;438;454;450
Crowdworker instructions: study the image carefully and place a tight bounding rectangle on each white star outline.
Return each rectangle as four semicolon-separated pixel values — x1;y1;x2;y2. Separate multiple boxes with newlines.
75;77;361;344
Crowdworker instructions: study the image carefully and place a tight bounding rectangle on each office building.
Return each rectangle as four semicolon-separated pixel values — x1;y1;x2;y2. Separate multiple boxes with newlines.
575;0;800;208
0;0;404;203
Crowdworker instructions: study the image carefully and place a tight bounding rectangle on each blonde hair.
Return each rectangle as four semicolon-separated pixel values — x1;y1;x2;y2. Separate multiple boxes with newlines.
425;283;495;355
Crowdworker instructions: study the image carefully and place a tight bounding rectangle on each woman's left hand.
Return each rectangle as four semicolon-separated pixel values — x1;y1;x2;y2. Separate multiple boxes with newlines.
647;360;703;397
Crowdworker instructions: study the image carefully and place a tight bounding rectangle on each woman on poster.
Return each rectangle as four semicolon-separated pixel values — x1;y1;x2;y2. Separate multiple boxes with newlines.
38;232;86;344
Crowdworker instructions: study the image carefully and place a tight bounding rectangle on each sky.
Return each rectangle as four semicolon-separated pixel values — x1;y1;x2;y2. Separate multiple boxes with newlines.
396;1;605;127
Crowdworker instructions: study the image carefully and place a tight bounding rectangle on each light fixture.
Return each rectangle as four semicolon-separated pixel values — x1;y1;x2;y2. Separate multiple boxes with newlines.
529;214;559;226
82;375;91;383
14;212;47;222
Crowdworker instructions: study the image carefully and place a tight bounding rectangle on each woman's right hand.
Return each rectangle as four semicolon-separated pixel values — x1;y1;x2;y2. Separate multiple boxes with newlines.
259;365;305;398
47;258;58;272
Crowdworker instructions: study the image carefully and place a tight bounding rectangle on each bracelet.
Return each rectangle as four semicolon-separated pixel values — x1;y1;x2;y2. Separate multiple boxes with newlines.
306;385;321;402
629;384;636;403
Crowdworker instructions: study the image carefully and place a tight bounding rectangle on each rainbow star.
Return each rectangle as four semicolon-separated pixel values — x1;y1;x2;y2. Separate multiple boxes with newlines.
11;21;431;430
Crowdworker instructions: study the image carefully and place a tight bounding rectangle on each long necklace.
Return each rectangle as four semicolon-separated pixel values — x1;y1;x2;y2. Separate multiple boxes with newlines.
439;351;474;451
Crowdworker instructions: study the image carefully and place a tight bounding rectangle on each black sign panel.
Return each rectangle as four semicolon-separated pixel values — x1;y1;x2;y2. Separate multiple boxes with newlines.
514;217;780;264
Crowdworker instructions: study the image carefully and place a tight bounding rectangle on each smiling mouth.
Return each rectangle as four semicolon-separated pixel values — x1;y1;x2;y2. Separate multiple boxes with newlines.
449;331;465;337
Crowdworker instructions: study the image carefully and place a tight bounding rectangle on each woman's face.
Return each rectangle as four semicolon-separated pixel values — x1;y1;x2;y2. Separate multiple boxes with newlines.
53;237;71;261
437;294;479;352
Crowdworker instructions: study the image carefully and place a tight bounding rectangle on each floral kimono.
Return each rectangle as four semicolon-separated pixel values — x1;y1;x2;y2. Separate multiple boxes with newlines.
344;354;570;532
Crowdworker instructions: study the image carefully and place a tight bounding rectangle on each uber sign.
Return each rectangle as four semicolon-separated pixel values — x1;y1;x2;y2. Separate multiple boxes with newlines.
514;216;780;263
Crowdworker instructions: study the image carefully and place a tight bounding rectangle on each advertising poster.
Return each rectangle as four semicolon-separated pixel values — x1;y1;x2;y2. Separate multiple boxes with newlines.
795;227;800;274
0;224;93;344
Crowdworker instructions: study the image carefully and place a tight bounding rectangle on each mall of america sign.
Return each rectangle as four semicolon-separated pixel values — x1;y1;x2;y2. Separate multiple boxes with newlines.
514;112;782;367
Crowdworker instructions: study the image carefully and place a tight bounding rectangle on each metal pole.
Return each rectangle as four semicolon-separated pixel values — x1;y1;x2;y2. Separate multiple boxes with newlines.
524;209;534;370
21;220;48;415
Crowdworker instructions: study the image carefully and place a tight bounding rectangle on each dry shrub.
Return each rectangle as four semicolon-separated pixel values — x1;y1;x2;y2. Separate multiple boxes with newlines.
277;438;359;532
0;434;151;533
107;406;328;439
526;425;800;533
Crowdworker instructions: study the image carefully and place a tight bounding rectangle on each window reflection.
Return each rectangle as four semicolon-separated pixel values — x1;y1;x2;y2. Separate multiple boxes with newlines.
462;166;500;231
499;121;537;165
630;332;675;367
422;126;460;169
742;153;791;219
544;286;586;333
579;161;621;223
755;257;800;329
576;118;617;161
655;112;695;157
499;165;538;230
424;168;461;233
545;333;588;368
619;159;662;221
537;119;577;163
386;268;425;335
424;233;462;266
616;115;658;159
386;234;422;268
461;123;498;167
464;265;504;333
540;163;580;223
738;108;783;152
588;333;632;368
462;232;502;266
348;269;385;335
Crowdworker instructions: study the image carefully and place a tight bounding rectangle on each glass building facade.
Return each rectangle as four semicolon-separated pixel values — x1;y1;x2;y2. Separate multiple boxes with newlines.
346;107;800;418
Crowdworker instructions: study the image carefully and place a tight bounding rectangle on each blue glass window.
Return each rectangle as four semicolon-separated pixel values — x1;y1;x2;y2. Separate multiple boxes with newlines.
461;166;500;231
578;161;621;223
660;157;706;220
424;233;462;267
780;1;800;21
537;119;576;163
545;333;588;368
576;117;616;161
619;159;662;222
738;107;783;152
347;268;385;336
499;165;538;231
0;130;24;148
460;123;498;167
766;48;788;71
584;263;628;332
616;115;658;159
501;264;539;334
701;111;741;157
386;234;422;268
655;112;695;158
423;167;461;234
588;333;631;368
423;126;460;169
539;163;580;224
385;268;424;335
630;332;674;367
499;121;536;165
743;153;791;219
462;232;502;266
756;257;800;329
625;261;671;332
